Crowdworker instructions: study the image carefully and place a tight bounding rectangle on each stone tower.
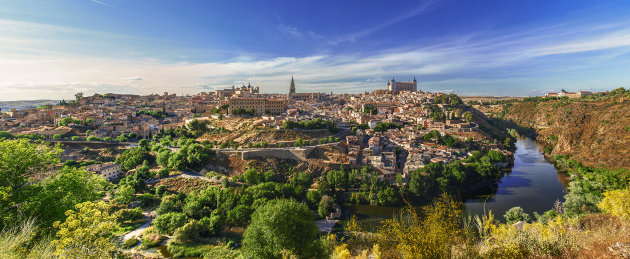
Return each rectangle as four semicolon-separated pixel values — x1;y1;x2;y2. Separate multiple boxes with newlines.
413;76;418;91
289;76;296;100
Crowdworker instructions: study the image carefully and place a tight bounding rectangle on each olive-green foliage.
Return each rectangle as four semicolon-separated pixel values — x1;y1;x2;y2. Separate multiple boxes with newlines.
114;184;135;204
115;147;153;171
0;219;55;259
373;122;402;132
318;195;334;218
30;167;107;228
121;237;139;249
351;193;464;258
242;199;328;259
166;141;213;171
408;150;501;201
503;207;531;224
138;193;160;207
434;93;463;105
202;245;241;259
153;212;188;235
113;208;144;225
140;227;164;248
554;155;630;217
0;139;107;231
51;201;118;258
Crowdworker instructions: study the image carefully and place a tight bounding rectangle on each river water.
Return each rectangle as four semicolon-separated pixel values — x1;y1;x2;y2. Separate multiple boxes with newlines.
464;137;569;217
351;137;570;223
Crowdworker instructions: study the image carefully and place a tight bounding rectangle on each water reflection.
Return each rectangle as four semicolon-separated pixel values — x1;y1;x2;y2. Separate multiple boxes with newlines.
464;137;569;218
349;137;570;223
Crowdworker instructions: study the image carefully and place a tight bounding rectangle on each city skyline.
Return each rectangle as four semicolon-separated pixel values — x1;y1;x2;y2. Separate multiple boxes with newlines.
2;0;630;100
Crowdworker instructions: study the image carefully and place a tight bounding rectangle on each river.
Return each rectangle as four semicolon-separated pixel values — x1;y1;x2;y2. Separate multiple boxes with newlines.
350;137;570;223
464;137;570;217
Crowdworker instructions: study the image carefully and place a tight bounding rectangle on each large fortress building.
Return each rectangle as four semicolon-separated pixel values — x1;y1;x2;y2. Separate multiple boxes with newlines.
386;77;418;92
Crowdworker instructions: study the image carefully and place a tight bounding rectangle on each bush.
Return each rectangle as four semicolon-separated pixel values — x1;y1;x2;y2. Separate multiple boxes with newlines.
113;208;144;224
503;207;530;224
158;168;170;178
138;193;160;207
140;227;164;248
121;238;139;249
318;195;334;218
154;212;188;235
598;187;630;220
172;219;201;244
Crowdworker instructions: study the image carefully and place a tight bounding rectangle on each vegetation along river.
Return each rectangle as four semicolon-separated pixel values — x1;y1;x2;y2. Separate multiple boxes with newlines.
464;137;570;217
351;137;570;225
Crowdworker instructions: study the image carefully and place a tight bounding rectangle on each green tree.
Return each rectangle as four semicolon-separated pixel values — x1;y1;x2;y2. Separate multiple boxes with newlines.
115;147;153;171
0;131;14;139
58;117;75;126
74;92;83;103
503;206;531;224
138;139;149;150
29;166;106;229
153;212;188;235
114;184;135;204
158;168;170;178
463;111;473;123
242;199;327;259
0;139;61;229
51;201;118;258
318;195;334;218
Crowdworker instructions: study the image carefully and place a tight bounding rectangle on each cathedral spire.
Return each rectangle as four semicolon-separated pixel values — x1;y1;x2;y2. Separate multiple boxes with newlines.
289;76;296;96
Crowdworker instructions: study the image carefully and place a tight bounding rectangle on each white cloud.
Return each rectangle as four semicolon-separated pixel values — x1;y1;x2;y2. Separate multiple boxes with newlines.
2;16;630;100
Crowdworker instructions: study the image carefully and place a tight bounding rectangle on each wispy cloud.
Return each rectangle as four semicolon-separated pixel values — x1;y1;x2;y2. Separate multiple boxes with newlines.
2;15;630;100
90;0;115;8
329;0;439;45
277;24;324;40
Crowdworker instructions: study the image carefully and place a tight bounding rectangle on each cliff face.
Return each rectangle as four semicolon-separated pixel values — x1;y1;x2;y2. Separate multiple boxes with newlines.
502;98;630;169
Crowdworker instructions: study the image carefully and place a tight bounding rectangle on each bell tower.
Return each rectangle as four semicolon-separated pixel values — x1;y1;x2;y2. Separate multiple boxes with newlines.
289;76;296;100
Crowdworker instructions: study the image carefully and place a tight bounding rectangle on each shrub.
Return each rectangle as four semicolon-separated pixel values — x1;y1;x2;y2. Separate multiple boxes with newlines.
503;207;530;224
113;208;144;224
158;168;170;178
154;212;188;235
598;187;630;220
138;193;160;207
121;238;139;249
140;227;164;248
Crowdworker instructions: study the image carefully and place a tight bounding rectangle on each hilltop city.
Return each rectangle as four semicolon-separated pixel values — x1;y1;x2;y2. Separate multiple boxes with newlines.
0;77;515;182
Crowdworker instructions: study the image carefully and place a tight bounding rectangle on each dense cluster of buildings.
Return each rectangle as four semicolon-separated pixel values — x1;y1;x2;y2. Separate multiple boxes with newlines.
1;75;511;182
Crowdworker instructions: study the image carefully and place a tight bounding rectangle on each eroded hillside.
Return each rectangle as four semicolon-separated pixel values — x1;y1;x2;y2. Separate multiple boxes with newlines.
502;97;630;169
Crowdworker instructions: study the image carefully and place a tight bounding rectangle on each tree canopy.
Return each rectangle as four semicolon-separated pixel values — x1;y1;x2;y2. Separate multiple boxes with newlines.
242;199;327;258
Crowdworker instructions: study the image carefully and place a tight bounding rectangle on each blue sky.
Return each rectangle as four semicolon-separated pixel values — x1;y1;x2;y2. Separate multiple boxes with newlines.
1;0;630;100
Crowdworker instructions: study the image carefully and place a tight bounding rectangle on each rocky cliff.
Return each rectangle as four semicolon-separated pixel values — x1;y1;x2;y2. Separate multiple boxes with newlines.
502;97;630;169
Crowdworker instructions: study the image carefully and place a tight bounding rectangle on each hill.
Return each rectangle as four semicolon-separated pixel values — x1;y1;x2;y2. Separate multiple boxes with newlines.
0;100;59;111
499;92;630;169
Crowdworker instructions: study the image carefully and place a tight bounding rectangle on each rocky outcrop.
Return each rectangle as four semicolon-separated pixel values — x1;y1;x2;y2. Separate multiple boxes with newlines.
502;98;630;169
